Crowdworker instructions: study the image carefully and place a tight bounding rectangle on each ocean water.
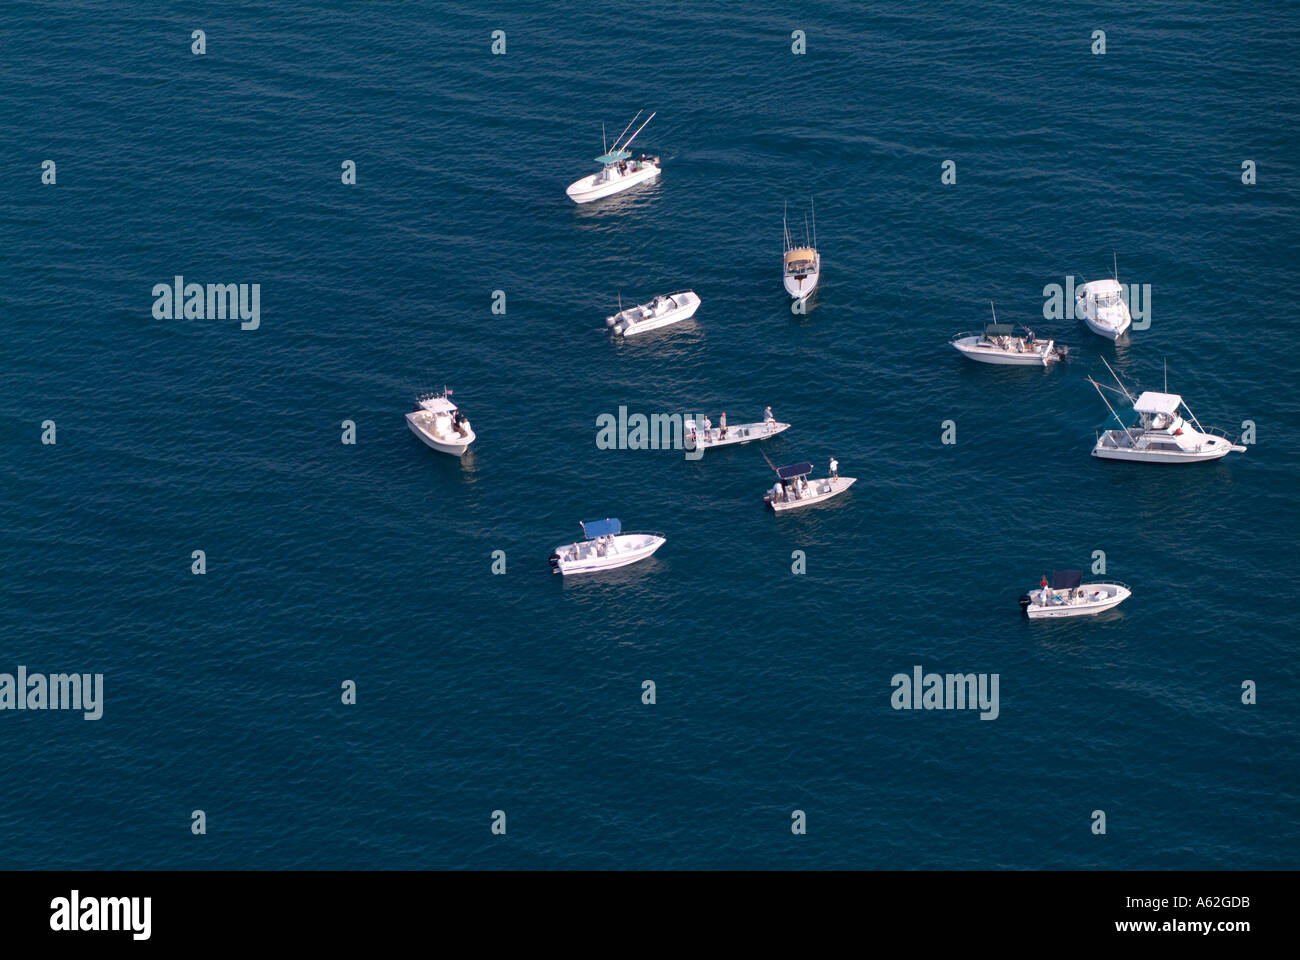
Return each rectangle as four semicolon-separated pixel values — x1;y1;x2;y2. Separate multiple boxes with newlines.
1;0;1297;868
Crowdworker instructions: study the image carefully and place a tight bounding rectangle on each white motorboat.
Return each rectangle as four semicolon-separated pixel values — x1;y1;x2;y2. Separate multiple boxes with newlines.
548;518;665;575
1088;359;1246;464
685;411;790;452
607;290;700;337
763;461;856;512
405;389;475;456
1019;570;1131;619
952;303;1066;366
566;111;661;204
1076;258;1131;340
782;200;820;301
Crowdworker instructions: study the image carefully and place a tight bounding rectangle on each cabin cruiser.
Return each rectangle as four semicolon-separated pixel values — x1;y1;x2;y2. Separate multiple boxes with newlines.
405;389;475;456
1076;264;1132;339
686;409;790;452
1019;570;1131;619
764;461;855;512
607;290;700;336
783;201;820;300
566;111;661;203
548;518;665;575
1088;359;1246;463
952;305;1066;366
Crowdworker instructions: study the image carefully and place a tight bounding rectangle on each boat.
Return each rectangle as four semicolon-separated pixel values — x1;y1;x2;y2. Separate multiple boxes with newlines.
1076;255;1132;340
1019;570;1131;619
685;410;790;452
565;111;661;204
405;389;475;456
951;303;1067;366
548;518;665;575
1088;358;1246;463
763;461;856;512
782;200;820;301
607;290;700;336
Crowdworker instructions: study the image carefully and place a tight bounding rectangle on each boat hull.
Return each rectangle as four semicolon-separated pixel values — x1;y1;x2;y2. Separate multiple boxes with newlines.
768;476;856;512
406;411;474;456
611;292;700;336
951;336;1060;366
1082;314;1131;340
1092;431;1244;463
566;164;660;203
783;254;821;300
688;421;790;451
550;534;665;575
1024;583;1130;618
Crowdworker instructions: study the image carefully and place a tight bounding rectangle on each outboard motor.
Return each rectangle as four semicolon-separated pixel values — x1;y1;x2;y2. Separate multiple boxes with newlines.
1018;594;1032;616
548;553;561;572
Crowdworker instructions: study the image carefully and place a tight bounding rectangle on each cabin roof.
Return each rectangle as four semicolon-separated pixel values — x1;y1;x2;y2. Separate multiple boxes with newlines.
594;150;632;164
785;247;816;265
1133;391;1183;415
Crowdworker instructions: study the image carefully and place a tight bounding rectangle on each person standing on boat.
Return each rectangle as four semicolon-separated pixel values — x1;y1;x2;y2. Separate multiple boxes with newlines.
702;415;712;442
719;411;727;439
764;405;774;431
829;456;838;479
1039;575;1050;605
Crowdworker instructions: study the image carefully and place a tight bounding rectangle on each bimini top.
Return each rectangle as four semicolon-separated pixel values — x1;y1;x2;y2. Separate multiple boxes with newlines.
1132;391;1184;415
777;462;813;480
416;394;457;414
785;247;816;266
983;322;1015;336
581;518;621;539
594;150;632;164
1080;278;1123;297
1051;570;1083;590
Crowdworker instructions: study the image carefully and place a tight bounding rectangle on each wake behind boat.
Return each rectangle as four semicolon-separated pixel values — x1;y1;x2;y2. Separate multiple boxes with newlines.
1019;570;1131;619
763;460;855;512
548;518;665;575
1088;358;1246;463
951;303;1066;366
405;389;475;456
783;200;820;301
607;290;700;336
566;111;661;204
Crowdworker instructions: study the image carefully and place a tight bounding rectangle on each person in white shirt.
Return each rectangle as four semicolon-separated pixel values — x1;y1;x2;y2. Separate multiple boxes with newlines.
829;456;838;479
764;405;774;431
719;411;727;439
702;415;712;441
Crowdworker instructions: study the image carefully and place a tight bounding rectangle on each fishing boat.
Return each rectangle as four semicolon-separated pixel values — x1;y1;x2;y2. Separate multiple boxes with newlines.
565;111;661;204
1019;570;1131;619
686;411;790;452
951;303;1067;366
1088;359;1246;463
782;200;820;301
405;389;475;456
763;461;855;512
1076;255;1132;340
548;518;665;575
607;290;700;337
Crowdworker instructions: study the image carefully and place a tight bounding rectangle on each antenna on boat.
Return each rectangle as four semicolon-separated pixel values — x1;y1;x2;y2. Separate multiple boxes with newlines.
620;111;656;152
1088;375;1127;428
811;197;817;249
1099;355;1135;405
610;111;642;152
989;300;997;324
1163;358;1167;392
1113;251;1119;283
602;122;607;155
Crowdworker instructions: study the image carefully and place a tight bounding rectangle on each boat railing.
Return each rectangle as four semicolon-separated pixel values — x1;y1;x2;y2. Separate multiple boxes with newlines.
1199;425;1236;442
1083;579;1131;592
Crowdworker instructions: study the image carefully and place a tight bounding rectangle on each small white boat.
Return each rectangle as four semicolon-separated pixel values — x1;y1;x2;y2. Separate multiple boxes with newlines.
1019;570;1131;619
607;290;700;336
1088;359;1246;464
952;303;1066;366
782;200;820;301
566;111;661;204
686;411;790;452
764;461;856;512
1076;258;1132;340
548;518;665;575
405;389;475;456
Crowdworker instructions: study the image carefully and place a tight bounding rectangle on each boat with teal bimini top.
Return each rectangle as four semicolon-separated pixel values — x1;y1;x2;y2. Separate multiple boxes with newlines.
566;111;661;203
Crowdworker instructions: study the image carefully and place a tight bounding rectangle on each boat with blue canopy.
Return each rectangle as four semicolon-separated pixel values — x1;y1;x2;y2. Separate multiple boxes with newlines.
549;517;665;575
566;111;662;203
763;459;856;512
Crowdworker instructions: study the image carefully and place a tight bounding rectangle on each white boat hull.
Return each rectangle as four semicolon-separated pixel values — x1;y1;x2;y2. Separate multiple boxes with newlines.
1082;313;1131;340
951;335;1061;366
688;420;790;451
1092;430;1244;463
783;253;821;300
406;411;475;456
550;534;665;575
1024;583;1130;618
1076;286;1132;340
610;291;700;336
566;164;660;203
767;476;856;512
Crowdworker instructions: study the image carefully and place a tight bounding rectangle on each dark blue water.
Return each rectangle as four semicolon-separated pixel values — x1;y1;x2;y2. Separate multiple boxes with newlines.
2;1;1297;868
